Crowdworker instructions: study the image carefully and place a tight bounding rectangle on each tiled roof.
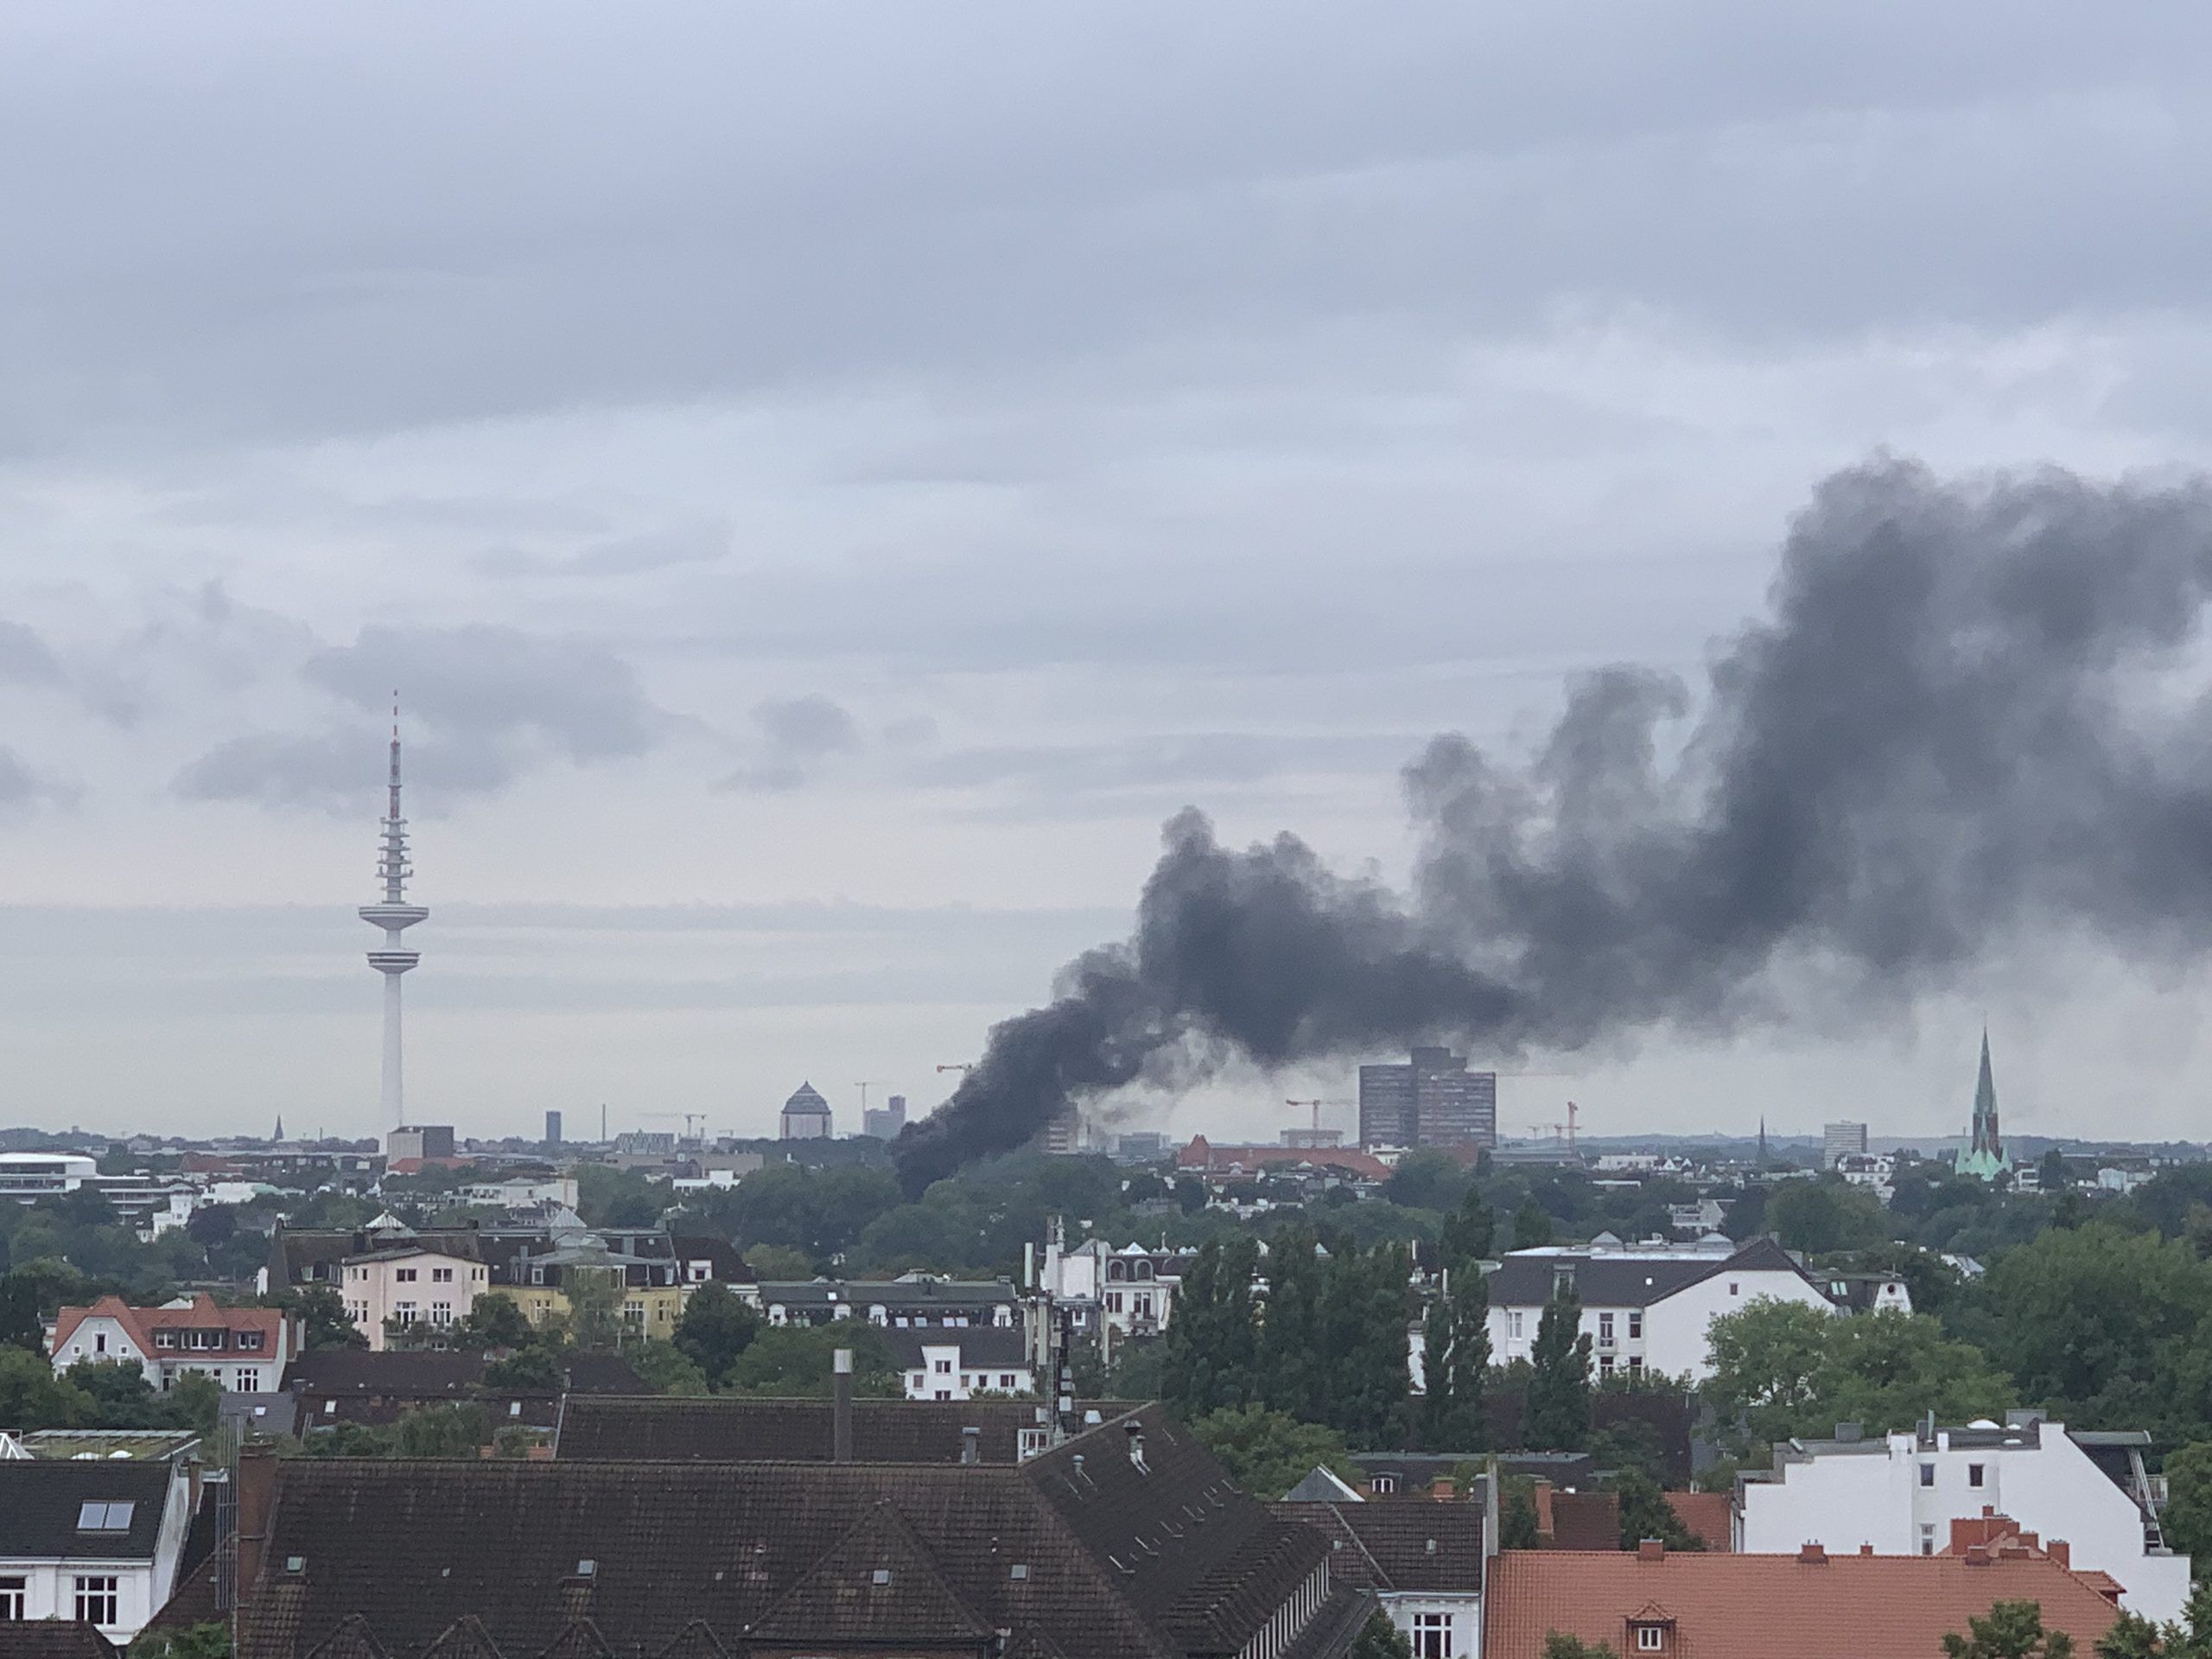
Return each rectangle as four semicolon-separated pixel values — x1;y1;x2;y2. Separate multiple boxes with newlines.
53;1294;286;1362
1485;1237;1823;1311
242;1406;1358;1659
881;1325;1031;1369
1545;1492;1621;1551
553;1395;1128;1465
0;1624;118;1659
1663;1491;1733;1552
0;1460;172;1560
759;1278;1018;1308
284;1350;640;1400
1269;1502;1483;1592
1483;1547;2126;1659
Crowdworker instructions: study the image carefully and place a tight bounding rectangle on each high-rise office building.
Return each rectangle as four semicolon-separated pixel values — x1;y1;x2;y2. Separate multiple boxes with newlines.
1358;1048;1497;1148
545;1109;563;1147
1823;1121;1867;1168
863;1094;907;1140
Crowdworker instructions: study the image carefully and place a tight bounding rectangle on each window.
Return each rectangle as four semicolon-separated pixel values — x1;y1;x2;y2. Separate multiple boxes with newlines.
1968;1464;1985;1488
1412;1611;1453;1658
1598;1354;1614;1373
935;1389;950;1401
431;1302;452;1325
1000;1374;1016;1389
624;1301;645;1325
1370;1475;1397;1494
1728;1281;1740;1296
1106;1292;1123;1313
1627;1312;1642;1339
961;1375;972;1389
432;1268;454;1283
935;1359;952;1374
237;1332;264;1351
188;1329;225;1350
74;1577;119;1626
1628;1356;1644;1375
155;1331;177;1349
1636;1627;1666;1653
1508;1312;1524;1340
397;1268;417;1283
94;1332;107;1354
1920;1463;1936;1487
1921;1524;1936;1557
1598;1313;1614;1347
395;1303;417;1324
0;1576;23;1620
77;1502;136;1531
1017;1429;1048;1460
235;1368;258;1391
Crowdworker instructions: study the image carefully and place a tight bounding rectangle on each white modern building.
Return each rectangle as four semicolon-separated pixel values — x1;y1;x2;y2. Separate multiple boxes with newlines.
887;1327;1037;1402
0;1153;98;1199
1737;1412;2190;1621
1484;1235;1836;1383
1824;1121;1870;1168
1034;1226;1191;1354
0;1456;200;1641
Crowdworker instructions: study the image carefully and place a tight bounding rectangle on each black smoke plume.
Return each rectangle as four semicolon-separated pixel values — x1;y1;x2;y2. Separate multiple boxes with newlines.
893;459;2212;1195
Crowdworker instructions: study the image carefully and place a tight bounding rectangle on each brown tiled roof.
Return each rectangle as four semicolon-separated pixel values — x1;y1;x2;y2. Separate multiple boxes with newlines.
745;1501;993;1648
238;1405;1358;1659
1483;1548;2126;1659
1544;1491;1620;1551
0;1625;118;1659
553;1395;1128;1465
1269;1502;1484;1593
1664;1491;1732;1552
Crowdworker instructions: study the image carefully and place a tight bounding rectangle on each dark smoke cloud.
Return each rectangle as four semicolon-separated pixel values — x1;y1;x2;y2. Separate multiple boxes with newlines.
893;459;2212;1194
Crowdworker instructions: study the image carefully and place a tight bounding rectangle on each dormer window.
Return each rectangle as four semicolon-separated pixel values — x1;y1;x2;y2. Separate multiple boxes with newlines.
1636;1625;1669;1652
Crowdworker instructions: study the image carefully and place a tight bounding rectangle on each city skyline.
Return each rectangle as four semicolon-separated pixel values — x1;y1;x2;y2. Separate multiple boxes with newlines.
6;6;2212;1141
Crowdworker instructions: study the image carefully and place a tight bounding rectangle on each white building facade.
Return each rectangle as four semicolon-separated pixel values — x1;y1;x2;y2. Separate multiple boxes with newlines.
1484;1235;1836;1384
340;1247;488;1349
1737;1414;2190;1622
889;1329;1038;1402
0;1457;197;1642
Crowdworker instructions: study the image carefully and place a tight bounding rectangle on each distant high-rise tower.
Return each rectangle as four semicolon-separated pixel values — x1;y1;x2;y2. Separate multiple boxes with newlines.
272;1115;284;1143
1357;1048;1497;1148
1955;1030;2011;1181
359;702;428;1128
545;1109;563;1147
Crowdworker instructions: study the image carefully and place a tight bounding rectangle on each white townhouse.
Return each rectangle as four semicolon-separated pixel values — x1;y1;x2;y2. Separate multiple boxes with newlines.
1483;1234;1836;1383
0;1454;199;1641
1737;1410;2191;1623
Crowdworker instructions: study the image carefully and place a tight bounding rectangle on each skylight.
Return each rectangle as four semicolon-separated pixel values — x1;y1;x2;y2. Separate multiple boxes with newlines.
76;1502;134;1531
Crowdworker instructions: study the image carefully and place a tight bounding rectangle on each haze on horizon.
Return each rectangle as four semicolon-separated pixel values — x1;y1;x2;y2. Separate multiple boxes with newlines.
3;3;2209;1148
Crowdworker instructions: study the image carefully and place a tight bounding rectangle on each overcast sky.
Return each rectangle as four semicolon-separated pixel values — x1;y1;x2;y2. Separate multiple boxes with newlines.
3;3;2209;1147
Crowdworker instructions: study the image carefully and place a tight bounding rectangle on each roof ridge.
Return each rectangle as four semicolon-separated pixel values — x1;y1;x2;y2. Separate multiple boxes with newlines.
745;1497;995;1644
1323;1503;1392;1591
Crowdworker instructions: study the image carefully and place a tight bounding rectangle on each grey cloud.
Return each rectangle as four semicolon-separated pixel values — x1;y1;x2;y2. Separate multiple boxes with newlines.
2;5;2208;456
0;621;63;688
719;694;861;793
909;733;1413;797
472;520;731;580
0;747;76;819
174;623;670;810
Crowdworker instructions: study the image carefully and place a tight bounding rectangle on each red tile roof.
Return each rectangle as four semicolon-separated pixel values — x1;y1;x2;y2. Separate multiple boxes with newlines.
53;1294;285;1362
1484;1546;2126;1659
1664;1491;1733;1553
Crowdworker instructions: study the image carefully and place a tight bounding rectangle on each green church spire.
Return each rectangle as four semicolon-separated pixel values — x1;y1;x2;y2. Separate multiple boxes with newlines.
1956;1028;2011;1181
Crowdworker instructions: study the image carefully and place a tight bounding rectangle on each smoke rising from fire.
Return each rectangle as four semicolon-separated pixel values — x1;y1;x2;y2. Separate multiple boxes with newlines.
893;459;2212;1194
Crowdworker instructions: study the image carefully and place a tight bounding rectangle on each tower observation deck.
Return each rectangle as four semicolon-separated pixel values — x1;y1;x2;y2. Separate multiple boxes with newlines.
359;703;427;1127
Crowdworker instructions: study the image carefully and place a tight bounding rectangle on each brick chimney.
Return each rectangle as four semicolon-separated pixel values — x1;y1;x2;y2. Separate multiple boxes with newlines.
1798;1542;1827;1564
832;1348;854;1465
1430;1475;1455;1502
1965;1545;1993;1567
2047;1541;2070;1568
1638;1540;1666;1562
235;1443;279;1594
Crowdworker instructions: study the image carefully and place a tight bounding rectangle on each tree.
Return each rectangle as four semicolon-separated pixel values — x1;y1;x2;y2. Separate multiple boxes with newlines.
1541;1637;1618;1659
0;1346;86;1428
1382;1152;1466;1214
279;1285;367;1352
1439;1188;1496;1266
1187;1404;1357;1500
1611;1465;1705;1552
2040;1150;2071;1195
2158;1442;2212;1566
1350;1612;1413;1659
185;1205;237;1250
0;1275;43;1351
453;1294;537;1351
1513;1200;1554;1250
626;1338;709;1395
481;1347;563;1391
672;1281;760;1389
717;1324;901;1398
1258;1226;1325;1420
1942;1599;2076;1658
1420;1263;1489;1452
575;1165;668;1230
1320;1241;1411;1449
560;1268;626;1351
1524;1282;1592;1451
130;1622;232;1659
393;1402;493;1458
1498;1475;1541;1548
1163;1237;1261;1420
743;1243;815;1281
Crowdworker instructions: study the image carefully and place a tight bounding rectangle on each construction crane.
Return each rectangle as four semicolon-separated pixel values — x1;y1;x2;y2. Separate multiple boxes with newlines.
639;1110;707;1138
1521;1101;1582;1152
855;1081;893;1118
937;1063;975;1076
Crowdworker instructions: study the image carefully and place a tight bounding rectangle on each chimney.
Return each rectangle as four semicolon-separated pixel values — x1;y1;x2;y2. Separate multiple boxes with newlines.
961;1427;981;1466
2047;1540;2070;1568
1124;1423;1147;1471
1638;1539;1666;1562
832;1348;854;1465
1798;1542;1827;1565
1965;1545;1993;1567
1430;1475;1455;1502
1859;1543;1873;1555
236;1443;279;1594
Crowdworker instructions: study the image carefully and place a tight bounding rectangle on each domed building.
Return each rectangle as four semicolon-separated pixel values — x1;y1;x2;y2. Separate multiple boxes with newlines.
780;1081;833;1140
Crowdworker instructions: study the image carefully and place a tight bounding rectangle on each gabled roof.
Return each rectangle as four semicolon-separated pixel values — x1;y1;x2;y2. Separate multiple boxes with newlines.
552;1395;1128;1465
243;1405;1358;1659
1482;1548;2125;1659
1269;1501;1483;1593
1282;1467;1363;1504
0;1459;172;1561
744;1501;992;1647
1484;1236;1824;1311
284;1350;641;1400
0;1625;119;1659
881;1325;1031;1370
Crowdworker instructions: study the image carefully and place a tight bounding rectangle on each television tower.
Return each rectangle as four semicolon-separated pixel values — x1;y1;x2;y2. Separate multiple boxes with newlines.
359;699;428;1127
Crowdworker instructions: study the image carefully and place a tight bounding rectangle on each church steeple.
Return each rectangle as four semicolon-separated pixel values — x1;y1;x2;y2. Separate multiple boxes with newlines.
1956;1029;2012;1181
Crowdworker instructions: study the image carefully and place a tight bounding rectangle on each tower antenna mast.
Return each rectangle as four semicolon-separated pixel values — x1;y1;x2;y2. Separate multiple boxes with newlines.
359;695;429;1128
